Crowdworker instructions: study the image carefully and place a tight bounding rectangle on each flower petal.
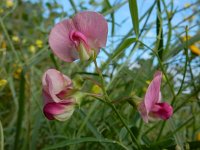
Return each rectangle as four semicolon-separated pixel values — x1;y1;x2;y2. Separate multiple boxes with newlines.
151;102;173;120
49;19;79;62
42;89;53;104
42;69;73;103
42;69;66;94
144;71;162;114
138;101;149;123
73;11;108;51
54;106;74;121
43;100;74;120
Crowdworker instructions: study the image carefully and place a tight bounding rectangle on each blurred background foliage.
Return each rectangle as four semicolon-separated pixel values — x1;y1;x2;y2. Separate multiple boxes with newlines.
0;0;200;149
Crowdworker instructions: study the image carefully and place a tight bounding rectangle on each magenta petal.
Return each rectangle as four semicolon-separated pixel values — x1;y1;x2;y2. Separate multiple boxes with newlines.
144;71;162;114
43;101;72;120
73;11;108;50
151;102;173;120
49;19;79;62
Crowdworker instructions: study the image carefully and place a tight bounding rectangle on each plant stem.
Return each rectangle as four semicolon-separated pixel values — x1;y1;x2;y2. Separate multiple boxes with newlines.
93;59;141;149
0;18;20;62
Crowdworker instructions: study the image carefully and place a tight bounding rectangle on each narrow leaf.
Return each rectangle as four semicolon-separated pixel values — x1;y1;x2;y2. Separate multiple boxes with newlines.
0;121;3;150
128;0;139;37
102;38;136;69
42;137;129;150
14;69;26;149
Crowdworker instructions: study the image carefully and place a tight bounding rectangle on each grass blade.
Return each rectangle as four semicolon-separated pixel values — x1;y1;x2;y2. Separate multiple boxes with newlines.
156;0;164;60
69;0;77;13
14;68;26;149
128;0;139;37
42;137;129;150
0;120;3;150
102;38;136;69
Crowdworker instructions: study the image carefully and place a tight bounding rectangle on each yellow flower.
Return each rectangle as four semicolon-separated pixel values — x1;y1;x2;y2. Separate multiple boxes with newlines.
12;36;19;42
13;66;22;79
6;0;14;8
182;36;200;56
184;3;190;8
1;41;6;49
146;80;151;85
196;132;200;141
0;8;4;14
184;15;195;22
35;40;43;48
0;79;7;87
16;68;22;73
29;45;36;54
143;87;147;92
12;63;17;68
92;85;102;94
189;45;200;55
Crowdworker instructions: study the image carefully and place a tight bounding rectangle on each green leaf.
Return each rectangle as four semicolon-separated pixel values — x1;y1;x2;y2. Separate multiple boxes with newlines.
42;137;129;150
167;118;184;150
156;0;164;60
112;38;136;60
14;69;26;149
102;1;127;16
0;120;3;150
102;38;136;69
69;0;77;13
50;53;59;70
128;0;139;37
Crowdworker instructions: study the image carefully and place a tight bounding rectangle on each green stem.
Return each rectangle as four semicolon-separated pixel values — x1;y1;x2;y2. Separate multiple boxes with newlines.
156;0;164;60
138;41;175;97
156;122;166;140
69;0;77;13
0;18;20;62
0;121;3;150
93;59;141;149
171;27;189;105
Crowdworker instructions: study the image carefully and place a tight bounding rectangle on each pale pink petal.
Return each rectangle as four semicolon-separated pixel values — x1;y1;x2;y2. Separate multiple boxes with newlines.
54;108;74;121
42;69;73;103
151;102;173;120
73;11;108;51
45;74;61;102
138;101;149;123
42;90;53;105
42;69;66;94
49;19;79;62
158;92;162;102
144;71;162;114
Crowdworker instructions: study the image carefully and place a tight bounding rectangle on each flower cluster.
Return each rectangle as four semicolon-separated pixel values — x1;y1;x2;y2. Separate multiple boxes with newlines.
42;11;173;123
42;11;108;121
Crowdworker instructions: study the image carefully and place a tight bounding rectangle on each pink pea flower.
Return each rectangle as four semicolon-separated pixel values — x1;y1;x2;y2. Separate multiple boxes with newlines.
49;11;108;62
42;69;75;121
138;71;173;123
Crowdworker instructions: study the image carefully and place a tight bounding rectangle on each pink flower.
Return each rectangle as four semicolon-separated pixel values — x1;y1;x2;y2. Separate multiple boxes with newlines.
49;11;108;62
138;71;173;123
42;69;75;121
